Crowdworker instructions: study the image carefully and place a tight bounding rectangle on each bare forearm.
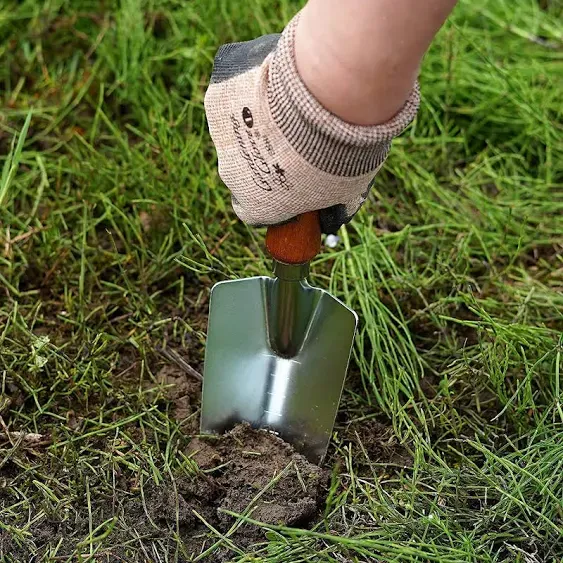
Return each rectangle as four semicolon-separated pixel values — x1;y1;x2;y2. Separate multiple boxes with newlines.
294;0;457;125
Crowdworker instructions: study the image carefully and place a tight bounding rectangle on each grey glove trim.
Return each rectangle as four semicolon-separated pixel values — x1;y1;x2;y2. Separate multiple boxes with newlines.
320;204;352;235
209;34;280;84
320;185;371;234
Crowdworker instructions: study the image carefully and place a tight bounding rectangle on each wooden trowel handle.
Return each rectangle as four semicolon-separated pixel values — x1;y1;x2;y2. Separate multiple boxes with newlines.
265;210;322;265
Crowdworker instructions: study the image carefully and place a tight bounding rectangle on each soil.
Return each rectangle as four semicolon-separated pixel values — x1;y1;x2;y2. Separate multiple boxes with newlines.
183;424;328;536
153;363;203;433
0;363;329;561
131;365;328;557
77;423;328;561
342;418;411;469
1;361;409;561
1;423;327;562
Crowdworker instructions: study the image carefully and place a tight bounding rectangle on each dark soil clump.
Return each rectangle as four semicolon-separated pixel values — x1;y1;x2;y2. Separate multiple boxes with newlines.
184;424;328;541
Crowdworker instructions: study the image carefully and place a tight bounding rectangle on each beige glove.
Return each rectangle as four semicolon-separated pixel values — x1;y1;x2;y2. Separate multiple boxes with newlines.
204;14;419;234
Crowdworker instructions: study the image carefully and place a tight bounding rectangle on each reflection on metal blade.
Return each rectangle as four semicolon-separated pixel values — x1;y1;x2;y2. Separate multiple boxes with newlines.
200;273;357;464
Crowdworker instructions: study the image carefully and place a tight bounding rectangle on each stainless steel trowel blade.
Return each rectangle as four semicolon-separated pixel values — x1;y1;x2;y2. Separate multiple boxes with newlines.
200;275;357;463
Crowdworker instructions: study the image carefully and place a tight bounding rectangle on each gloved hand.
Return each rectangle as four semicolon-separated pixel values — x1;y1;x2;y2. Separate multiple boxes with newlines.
204;14;419;234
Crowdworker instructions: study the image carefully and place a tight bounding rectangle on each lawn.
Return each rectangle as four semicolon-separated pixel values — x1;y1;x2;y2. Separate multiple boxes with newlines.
1;0;562;561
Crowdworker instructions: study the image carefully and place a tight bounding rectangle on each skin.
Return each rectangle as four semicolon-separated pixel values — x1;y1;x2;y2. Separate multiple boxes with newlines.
294;0;458;125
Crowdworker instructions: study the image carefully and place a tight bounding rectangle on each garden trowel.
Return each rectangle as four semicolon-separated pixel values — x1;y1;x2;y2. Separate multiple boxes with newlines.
200;211;357;463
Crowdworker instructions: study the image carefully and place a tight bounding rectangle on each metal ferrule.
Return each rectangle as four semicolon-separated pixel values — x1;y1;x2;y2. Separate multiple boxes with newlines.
272;260;309;281
268;260;312;358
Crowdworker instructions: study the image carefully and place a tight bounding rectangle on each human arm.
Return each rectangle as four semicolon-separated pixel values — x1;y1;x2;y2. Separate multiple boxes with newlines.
294;0;458;125
204;0;458;232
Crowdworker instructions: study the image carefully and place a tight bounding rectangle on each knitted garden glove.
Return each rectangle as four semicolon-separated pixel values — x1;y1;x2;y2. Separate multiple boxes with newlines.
204;14;419;234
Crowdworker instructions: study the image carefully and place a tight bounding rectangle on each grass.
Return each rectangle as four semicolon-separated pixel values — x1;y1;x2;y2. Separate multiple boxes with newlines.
0;0;562;560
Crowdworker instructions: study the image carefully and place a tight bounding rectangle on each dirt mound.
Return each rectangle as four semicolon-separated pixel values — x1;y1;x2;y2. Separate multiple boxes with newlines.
187;424;327;527
117;424;328;560
148;366;328;536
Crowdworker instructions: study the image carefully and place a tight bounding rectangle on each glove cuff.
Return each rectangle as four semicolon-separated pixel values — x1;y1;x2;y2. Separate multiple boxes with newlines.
267;14;420;178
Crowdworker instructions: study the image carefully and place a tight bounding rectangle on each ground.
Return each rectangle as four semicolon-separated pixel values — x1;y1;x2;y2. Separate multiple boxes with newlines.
0;0;562;561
